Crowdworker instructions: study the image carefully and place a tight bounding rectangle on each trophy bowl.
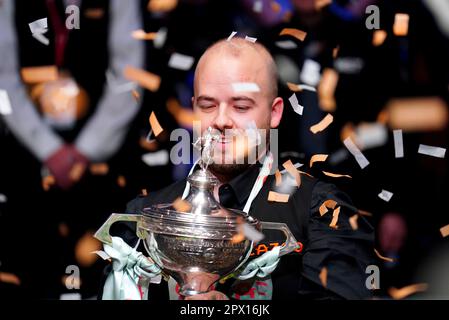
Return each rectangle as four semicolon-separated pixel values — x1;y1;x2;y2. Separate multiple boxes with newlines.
139;203;258;296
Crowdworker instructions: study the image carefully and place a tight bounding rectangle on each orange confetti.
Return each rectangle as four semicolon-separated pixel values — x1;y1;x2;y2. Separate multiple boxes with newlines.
89;163;109;175
42;175;56;191
322;171;352;179
329;206;340;229
440;224;449;237
349;214;359;230
299;170;314;178
318;69;338;112
319;199;337;216
310;113;334;134
172;197;191;212
282;160;301;187
131;29;157;40
332;46;339;59
58;222;70;238
117;175;126;188
315;0;332;10
268;191;290;203
147;0;178;13
84;8;105;19
0;272;21;286
286;82;301;92
75;231;101;267
131;89;140;101
166;98;196;128
358;209;373;217
309;154;328;168
389;283;428;300
319;267;327;287
149;111;164;137
21;66;58;84
271;1;281;13
275;169;282;187
372;30;387;47
374;248;395;263
139;136;159;151
393;13;409;37
69;162;86;182
231;232;245;244
385;97;448;132
279;28;307;42
123;66;161;92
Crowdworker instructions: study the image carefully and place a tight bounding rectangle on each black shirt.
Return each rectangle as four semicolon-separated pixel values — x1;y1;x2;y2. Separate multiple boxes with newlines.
107;164;375;300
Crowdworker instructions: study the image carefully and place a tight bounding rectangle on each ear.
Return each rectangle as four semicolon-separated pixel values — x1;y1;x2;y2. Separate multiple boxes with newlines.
270;97;284;128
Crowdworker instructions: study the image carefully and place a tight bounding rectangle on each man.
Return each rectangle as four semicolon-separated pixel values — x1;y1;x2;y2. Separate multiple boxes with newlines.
0;0;144;298
104;37;374;300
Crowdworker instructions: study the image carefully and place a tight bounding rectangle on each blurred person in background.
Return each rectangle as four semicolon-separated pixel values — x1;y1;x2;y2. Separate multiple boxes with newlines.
0;0;146;298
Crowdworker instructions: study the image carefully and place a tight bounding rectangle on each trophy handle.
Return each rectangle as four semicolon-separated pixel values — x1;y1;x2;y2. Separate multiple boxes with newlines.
94;213;147;245
260;221;299;257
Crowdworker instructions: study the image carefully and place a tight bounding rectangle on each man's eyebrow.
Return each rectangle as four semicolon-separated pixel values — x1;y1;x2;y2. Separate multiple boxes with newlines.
231;96;256;104
196;95;217;103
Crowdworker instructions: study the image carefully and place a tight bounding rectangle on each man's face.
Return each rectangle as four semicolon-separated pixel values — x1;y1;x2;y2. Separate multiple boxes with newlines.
192;50;283;169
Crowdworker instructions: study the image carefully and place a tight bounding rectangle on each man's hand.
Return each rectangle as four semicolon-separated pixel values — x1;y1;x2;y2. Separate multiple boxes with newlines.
184;290;229;300
44;145;89;190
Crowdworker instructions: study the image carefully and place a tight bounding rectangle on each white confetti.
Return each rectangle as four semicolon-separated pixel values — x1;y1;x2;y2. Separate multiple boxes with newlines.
300;59;321;86
242;223;264;243
343;137;370;169
28;17;47;34
393;129;404;158
168;52;195;71
60;293;81;300
253;0;263;13
418;144;446;158
0;193;7;203
92;250;111;261
0;90;12;115
245;35;257;43
298;84;316;92
334;57;364;74
154;27;167;49
32;33;50;46
141;150;169;166
288;93;304;115
378;189;394;202
227;31;237;41
29;17;49;45
355;123;388;150
275;40;298;50
231;82;260;93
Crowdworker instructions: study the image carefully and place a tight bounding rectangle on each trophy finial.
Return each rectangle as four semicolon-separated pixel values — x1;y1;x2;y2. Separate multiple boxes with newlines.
192;127;221;172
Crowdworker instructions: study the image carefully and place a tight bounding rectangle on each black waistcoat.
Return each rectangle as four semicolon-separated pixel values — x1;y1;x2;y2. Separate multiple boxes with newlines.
14;0;110;142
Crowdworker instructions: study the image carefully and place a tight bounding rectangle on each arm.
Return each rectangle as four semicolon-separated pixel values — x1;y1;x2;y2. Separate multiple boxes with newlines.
74;0;145;162
301;181;375;299
0;0;63;162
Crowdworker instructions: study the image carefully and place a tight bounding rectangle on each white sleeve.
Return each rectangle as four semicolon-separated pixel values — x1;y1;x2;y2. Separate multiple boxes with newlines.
74;0;145;161
0;0;63;162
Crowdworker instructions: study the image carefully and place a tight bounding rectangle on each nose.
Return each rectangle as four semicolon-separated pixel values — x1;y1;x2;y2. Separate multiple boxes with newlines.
212;103;234;131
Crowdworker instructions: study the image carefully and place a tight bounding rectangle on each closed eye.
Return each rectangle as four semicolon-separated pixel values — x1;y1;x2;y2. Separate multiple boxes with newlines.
234;105;251;112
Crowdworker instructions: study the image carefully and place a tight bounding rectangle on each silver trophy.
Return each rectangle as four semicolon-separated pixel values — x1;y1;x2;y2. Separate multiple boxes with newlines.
95;128;298;296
